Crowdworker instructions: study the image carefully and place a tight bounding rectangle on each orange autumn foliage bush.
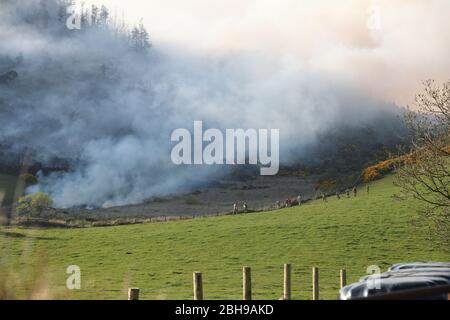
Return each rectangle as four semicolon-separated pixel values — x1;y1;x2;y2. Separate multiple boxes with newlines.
362;155;408;182
363;144;449;182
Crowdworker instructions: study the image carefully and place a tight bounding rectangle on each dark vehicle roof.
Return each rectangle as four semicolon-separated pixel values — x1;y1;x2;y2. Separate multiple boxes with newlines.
388;262;450;271
340;262;450;300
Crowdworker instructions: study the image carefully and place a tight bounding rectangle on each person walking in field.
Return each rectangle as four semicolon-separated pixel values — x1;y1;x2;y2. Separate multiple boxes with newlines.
352;186;357;197
233;203;238;215
243;202;248;213
276;200;281;209
322;193;327;202
297;195;302;206
366;184;370;194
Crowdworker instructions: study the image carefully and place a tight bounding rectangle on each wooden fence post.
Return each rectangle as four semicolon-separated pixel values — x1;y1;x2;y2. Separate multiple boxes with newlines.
283;264;292;300
193;272;204;300
312;267;319;300
243;266;252;300
128;288;140;300
340;269;347;289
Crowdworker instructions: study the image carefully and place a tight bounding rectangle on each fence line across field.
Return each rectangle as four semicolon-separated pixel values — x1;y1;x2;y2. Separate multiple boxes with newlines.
126;265;348;300
84;195;338;227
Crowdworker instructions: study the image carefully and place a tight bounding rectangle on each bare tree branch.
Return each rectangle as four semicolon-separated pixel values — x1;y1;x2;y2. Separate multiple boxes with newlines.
394;79;450;246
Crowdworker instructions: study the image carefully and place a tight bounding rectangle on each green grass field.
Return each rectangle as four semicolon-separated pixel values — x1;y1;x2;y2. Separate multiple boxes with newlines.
0;174;448;300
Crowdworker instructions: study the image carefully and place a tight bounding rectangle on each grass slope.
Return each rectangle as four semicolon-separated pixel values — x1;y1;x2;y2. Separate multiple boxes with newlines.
0;175;448;300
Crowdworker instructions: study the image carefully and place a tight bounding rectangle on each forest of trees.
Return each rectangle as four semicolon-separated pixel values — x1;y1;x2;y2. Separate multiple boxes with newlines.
0;0;154;176
1;0;151;51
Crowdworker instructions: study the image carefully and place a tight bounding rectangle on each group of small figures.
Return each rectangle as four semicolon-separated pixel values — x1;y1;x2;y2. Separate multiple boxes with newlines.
331;184;370;201
232;184;370;213
277;184;370;208
275;197;300;209
232;202;248;215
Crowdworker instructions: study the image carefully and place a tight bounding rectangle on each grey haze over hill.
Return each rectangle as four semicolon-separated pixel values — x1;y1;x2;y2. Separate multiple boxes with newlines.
0;0;406;208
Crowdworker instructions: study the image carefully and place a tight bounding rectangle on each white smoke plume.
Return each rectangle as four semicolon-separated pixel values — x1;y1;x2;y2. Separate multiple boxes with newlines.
0;0;448;208
87;0;450;106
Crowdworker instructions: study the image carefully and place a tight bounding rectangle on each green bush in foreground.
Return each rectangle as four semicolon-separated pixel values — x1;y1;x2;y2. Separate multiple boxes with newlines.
16;192;52;217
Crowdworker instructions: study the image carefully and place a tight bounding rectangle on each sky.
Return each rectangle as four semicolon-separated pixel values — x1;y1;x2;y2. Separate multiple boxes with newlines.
86;0;450;106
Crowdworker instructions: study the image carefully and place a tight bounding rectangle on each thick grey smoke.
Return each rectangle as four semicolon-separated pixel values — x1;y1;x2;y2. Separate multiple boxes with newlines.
0;0;405;208
90;0;450;106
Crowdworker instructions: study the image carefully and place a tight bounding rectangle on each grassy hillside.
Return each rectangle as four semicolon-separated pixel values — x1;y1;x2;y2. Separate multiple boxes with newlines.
0;174;448;300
